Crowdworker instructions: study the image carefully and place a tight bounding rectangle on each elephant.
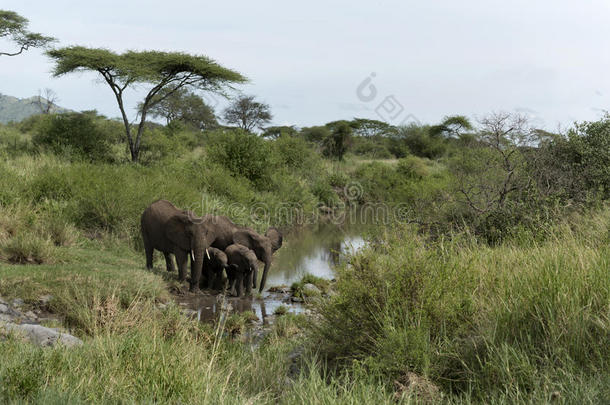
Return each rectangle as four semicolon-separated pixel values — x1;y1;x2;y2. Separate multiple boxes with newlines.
201;247;228;290
199;214;283;293
140;200;213;292
225;243;259;297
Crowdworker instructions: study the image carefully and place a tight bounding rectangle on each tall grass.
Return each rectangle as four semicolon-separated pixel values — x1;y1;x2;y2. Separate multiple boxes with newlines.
312;209;610;402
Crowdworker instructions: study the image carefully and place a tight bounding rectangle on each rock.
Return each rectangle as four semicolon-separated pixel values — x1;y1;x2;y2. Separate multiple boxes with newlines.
302;283;321;296
39;295;53;306
181;309;198;318
1;323;83;348
0;303;8;313
24;311;38;320
268;285;290;294
393;372;441;403
0;314;13;322
157;303;167;310
291;297;304;303
11;298;24;307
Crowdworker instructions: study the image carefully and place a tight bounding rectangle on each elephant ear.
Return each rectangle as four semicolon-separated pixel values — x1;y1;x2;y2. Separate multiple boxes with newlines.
265;227;283;252
165;214;193;248
233;230;255;250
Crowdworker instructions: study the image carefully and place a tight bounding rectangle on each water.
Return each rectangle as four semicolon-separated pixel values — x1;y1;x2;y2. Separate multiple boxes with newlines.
178;215;374;321
266;221;369;286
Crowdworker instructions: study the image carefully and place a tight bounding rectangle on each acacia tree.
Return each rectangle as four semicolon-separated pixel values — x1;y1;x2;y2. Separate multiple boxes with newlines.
146;86;218;130
46;47;246;162
223;95;272;132
429;115;473;138
0;10;55;56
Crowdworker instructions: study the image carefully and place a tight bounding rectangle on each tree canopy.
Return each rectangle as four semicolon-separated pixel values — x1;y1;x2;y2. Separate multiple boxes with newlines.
0;10;55;57
146;86;218;131
46;46;246;162
223;95;272;132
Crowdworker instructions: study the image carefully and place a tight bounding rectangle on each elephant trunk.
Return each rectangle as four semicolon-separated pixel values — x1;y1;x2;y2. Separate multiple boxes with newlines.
258;251;271;293
190;241;205;292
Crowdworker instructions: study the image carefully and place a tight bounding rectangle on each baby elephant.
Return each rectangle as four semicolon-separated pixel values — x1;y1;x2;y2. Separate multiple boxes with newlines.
201;247;228;290
225;244;259;297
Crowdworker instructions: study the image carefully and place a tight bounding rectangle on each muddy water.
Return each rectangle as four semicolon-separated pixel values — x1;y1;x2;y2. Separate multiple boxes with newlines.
178;216;373;322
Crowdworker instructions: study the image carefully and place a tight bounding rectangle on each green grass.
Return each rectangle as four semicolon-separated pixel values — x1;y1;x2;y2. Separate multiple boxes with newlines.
311;210;610;403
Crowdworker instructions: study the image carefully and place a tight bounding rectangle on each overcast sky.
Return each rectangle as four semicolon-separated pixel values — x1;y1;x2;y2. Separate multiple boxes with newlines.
2;0;610;129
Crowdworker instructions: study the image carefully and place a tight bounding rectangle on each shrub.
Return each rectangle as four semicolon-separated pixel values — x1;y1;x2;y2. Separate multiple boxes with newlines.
273;135;320;174
396;156;430;179
207;129;274;188
0;233;56;264
32;113;113;162
313;217;610;399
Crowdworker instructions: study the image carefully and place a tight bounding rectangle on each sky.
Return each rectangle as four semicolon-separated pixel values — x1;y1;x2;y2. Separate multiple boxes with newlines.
2;0;610;130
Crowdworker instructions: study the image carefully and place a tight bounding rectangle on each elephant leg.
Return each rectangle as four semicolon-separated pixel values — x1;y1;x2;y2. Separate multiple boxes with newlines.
175;249;188;283
245;271;253;295
164;252;175;272
144;242;153;270
252;268;258;289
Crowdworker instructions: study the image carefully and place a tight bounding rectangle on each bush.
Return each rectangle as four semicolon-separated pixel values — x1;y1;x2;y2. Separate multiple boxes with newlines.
313;216;610;399
273;135;320;174
396;156;430;179
207;130;274;188
32;113;113;162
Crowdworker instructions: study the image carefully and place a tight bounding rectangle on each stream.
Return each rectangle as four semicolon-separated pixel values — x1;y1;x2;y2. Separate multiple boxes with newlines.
177;216;373;323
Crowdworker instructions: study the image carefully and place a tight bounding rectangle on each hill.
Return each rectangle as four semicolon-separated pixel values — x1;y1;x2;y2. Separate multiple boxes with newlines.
0;93;71;123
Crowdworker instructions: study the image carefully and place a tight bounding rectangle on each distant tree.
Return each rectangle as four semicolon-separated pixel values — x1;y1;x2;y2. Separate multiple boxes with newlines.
429;115;473;138
351;118;397;137
146;86;218;130
31;88;58;114
223;95;272;132
0;10;55;57
262;125;297;139
451;112;533;213
300;126;331;144
46;46;245;162
323;122;352;160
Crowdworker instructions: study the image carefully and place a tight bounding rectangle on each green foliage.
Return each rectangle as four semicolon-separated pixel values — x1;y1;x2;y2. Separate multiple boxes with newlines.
207;129;274;188
568;115;610;198
32;113;113;162
0;10;55;57
350;136;393;158
46;46;246;162
146;86;218;130
313;215;610;400
262;126;297;139
300;126;330;143
396;156;430;179
323;122;352;160
394;124;446;159
429;115;473;138
273;135;321;174
222;95;272;132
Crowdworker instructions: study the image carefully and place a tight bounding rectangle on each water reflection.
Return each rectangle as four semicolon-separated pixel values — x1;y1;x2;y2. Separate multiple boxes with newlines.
183;293;304;325
266;221;369;286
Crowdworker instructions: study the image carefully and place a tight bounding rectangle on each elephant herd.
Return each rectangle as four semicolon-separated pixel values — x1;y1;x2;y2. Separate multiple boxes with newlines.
140;199;283;296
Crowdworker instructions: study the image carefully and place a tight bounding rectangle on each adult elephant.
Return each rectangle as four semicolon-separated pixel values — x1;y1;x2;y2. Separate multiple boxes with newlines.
140;200;213;292
225;243;259;297
201;215;282;293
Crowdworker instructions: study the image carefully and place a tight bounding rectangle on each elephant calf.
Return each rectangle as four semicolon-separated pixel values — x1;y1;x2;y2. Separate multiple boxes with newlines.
201;247;228;290
225;244;258;297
